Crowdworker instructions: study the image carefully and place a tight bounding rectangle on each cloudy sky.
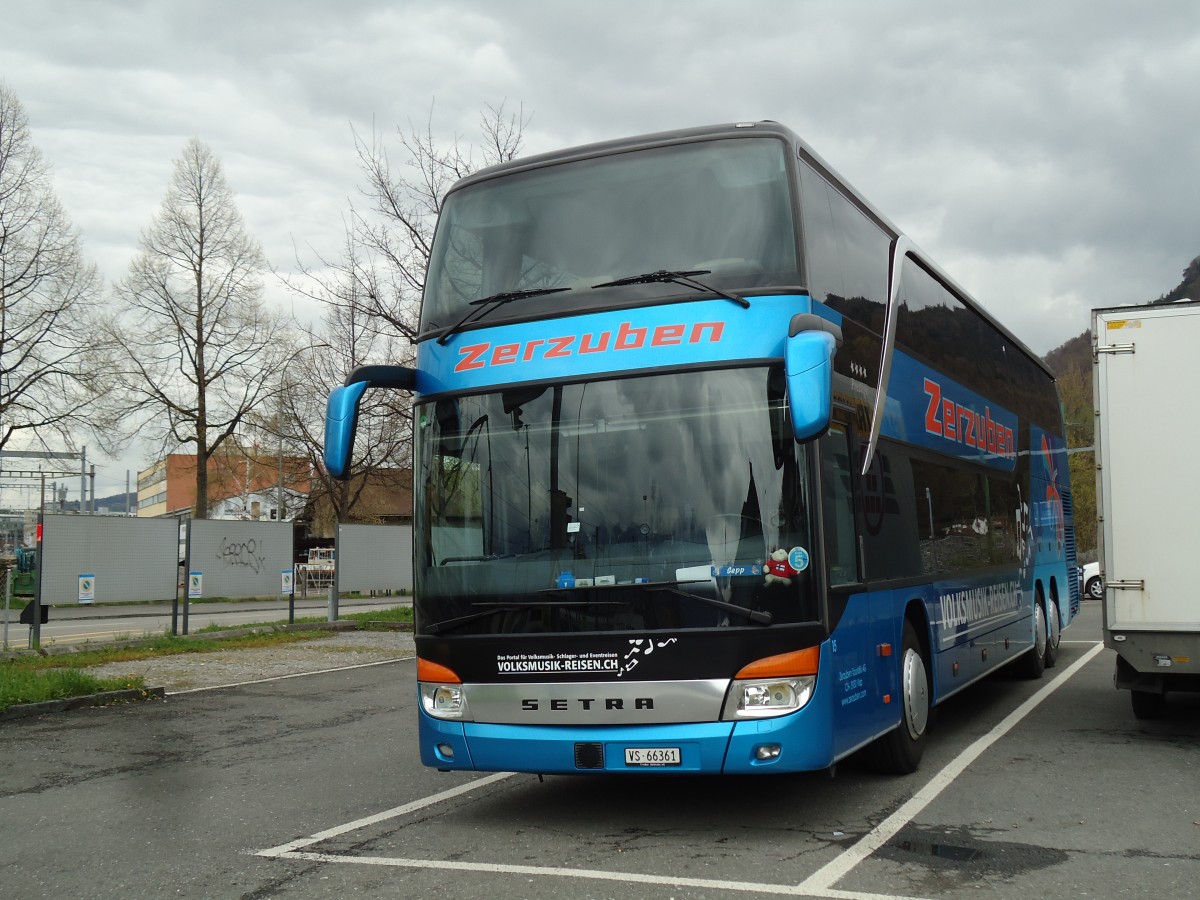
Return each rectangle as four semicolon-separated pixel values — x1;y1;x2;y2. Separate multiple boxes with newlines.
3;0;1198;501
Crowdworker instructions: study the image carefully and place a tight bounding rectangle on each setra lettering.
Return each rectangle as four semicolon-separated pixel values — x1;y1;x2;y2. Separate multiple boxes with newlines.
519;697;656;712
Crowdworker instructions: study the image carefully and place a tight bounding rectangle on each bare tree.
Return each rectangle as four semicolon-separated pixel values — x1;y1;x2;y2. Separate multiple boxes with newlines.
272;229;411;528
346;101;529;339
106;138;290;518
0;82;107;453
276;103;528;527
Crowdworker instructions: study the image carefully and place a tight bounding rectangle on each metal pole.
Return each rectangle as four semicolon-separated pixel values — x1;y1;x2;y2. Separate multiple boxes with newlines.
31;510;43;650
277;382;285;521
171;574;180;636
89;464;96;514
3;566;11;652
171;520;183;635
182;518;191;635
31;473;45;649
328;524;339;621
80;446;87;514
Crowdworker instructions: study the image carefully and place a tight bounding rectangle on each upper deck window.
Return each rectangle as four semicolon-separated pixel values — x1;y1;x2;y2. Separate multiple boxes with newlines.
421;138;800;336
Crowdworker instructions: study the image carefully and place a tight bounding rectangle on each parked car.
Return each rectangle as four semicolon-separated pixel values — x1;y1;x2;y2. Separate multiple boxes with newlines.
1080;561;1102;600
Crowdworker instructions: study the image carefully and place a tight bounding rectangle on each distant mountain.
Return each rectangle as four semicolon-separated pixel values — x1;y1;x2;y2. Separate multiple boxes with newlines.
1044;253;1200;375
1044;331;1091;378
1043;253;1197;557
1156;254;1200;305
61;492;135;514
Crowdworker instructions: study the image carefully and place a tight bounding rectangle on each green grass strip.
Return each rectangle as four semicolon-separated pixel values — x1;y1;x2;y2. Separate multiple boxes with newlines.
0;668;149;712
0;604;413;711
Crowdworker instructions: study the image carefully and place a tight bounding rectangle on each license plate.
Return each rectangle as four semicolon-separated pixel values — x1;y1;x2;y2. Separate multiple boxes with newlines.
624;747;681;766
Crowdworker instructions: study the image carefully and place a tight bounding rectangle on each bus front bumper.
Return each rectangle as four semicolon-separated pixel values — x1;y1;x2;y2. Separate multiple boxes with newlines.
418;709;834;774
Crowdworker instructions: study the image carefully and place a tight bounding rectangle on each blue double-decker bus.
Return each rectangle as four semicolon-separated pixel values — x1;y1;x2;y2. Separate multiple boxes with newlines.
324;122;1077;775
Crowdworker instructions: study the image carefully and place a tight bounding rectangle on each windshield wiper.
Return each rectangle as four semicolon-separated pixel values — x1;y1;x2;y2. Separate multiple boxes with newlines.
661;584;772;625
436;287;570;345
591;269;749;308
424;604;521;636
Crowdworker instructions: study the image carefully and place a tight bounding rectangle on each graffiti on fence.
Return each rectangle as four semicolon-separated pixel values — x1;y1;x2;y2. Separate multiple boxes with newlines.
217;536;267;574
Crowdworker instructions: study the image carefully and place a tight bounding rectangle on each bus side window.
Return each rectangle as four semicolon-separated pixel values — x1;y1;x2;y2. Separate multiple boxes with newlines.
820;423;860;586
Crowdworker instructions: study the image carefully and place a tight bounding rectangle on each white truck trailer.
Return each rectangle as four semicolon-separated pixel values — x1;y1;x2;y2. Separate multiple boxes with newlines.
1093;299;1200;718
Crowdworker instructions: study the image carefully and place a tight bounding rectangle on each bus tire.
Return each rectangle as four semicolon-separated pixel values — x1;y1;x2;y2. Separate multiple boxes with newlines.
1044;592;1060;669
1018;599;1047;679
870;620;930;775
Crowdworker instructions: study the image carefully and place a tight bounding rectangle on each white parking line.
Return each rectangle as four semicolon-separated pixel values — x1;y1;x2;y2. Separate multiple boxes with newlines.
257;771;515;857
797;641;1105;896
273;850;843;897
254;642;1106;899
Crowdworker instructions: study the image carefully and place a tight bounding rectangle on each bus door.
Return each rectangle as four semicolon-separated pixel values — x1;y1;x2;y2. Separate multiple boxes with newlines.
818;417;886;754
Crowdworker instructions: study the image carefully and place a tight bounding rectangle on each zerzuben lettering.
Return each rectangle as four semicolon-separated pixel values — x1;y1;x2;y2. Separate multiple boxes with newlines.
923;377;1015;459
455;321;724;373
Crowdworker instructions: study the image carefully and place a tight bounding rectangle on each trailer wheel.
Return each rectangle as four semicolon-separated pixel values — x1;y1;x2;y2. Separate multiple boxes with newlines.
868;620;930;775
1131;689;1166;720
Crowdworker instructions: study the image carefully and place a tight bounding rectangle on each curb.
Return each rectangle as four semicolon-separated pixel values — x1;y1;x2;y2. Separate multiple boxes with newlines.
0;621;414;720
0;686;167;723
0;619;415;661
357;621;414;632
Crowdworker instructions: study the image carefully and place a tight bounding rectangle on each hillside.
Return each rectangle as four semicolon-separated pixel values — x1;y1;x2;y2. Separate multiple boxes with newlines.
62;493;135;514
1042;253;1198;557
1044;253;1200;377
1043;331;1091;379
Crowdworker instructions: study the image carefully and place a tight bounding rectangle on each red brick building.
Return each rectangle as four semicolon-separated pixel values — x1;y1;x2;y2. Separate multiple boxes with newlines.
136;448;312;520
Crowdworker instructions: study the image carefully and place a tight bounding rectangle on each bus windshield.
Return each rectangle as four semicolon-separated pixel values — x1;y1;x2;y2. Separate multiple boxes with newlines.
414;367;818;635
421;137;800;335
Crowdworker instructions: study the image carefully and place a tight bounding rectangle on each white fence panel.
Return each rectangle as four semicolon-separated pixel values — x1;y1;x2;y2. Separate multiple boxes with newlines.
187;521;292;599
337;524;412;593
40;514;178;604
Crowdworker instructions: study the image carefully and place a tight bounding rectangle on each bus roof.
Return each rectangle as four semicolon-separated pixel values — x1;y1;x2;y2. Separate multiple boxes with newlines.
450;121;1055;383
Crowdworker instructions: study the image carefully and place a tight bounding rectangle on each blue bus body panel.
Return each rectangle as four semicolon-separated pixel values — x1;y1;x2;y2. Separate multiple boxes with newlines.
416;565;1065;775
416;295;822;397
407;294;1074;775
884;350;1018;472
418;644;847;774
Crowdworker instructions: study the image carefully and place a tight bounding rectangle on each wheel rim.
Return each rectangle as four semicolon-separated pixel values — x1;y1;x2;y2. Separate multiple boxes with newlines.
902;647;930;740
1088;579;1103;600
1048;597;1060;649
1034;604;1047;656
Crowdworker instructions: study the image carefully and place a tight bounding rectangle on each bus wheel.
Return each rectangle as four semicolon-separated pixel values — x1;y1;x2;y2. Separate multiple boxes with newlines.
870;620;930;775
1044;594;1060;669
1018;600;1047;679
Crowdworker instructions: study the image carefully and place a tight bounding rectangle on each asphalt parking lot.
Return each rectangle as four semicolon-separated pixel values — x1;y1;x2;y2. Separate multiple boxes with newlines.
2;601;1196;899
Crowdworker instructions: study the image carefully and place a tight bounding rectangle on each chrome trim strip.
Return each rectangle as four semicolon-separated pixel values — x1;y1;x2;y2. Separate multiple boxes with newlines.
862;234;912;475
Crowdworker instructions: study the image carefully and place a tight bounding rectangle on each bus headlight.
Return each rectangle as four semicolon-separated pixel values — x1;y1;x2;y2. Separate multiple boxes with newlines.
420;683;472;720
721;676;815;720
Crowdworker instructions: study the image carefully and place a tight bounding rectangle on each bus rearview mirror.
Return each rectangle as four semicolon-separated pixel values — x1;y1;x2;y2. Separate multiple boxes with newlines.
324;365;419;480
785;327;839;441
324;381;369;480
